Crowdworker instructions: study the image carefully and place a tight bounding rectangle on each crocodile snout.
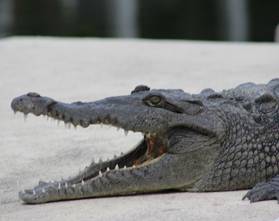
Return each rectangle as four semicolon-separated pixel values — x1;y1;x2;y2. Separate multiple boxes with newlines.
11;93;54;116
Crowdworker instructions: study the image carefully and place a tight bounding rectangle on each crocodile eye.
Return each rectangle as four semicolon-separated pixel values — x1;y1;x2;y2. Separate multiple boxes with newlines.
149;96;161;105
148;95;162;106
143;95;164;107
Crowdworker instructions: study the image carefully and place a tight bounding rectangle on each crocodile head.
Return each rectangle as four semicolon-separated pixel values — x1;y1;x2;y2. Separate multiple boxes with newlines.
11;85;226;204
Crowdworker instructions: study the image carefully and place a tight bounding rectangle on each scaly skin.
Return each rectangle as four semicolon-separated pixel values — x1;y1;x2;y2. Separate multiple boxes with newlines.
11;80;279;204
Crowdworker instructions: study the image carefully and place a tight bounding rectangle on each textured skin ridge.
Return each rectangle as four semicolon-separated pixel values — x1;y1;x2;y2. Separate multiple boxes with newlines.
199;110;279;191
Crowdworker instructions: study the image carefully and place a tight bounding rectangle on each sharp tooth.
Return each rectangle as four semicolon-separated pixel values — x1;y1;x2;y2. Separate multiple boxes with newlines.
58;183;61;189
81;180;85;185
65;182;68;188
42;188;45;193
106;167;110;172
72;184;76;187
99;171;102;176
124;130;128;136
124;165;127;169
115;164;119;170
132;165;136;168
32;189;36;195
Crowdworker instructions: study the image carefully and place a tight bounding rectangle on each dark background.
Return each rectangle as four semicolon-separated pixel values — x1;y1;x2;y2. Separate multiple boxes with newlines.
0;0;278;41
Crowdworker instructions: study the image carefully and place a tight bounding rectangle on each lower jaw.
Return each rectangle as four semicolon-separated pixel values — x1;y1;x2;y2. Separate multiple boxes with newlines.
19;140;169;204
73;134;168;184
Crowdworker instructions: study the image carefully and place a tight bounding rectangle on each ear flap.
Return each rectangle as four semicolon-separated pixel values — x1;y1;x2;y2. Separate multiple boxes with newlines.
185;99;204;106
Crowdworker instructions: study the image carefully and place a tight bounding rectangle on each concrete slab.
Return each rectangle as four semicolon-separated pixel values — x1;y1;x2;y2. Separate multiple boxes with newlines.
0;37;279;221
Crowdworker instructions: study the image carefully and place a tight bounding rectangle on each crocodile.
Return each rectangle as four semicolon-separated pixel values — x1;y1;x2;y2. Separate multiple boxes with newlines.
11;79;279;204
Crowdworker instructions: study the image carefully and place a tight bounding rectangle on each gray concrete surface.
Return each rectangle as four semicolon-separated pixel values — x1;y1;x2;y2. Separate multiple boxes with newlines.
0;37;279;221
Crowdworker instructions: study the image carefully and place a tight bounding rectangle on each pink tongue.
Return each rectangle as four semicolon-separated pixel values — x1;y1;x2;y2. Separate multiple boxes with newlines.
146;136;166;158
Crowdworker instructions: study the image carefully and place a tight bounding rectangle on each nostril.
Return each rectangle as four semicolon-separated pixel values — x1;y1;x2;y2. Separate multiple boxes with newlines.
19;98;23;102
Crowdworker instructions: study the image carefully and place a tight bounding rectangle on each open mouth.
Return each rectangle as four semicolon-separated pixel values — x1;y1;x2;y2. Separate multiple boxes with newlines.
14;107;168;191
66;130;168;185
11;93;174;203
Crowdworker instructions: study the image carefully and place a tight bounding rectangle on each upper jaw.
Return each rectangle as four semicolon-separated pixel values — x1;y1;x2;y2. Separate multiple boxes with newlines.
11;92;223;139
10;93;164;134
11;93;56;116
